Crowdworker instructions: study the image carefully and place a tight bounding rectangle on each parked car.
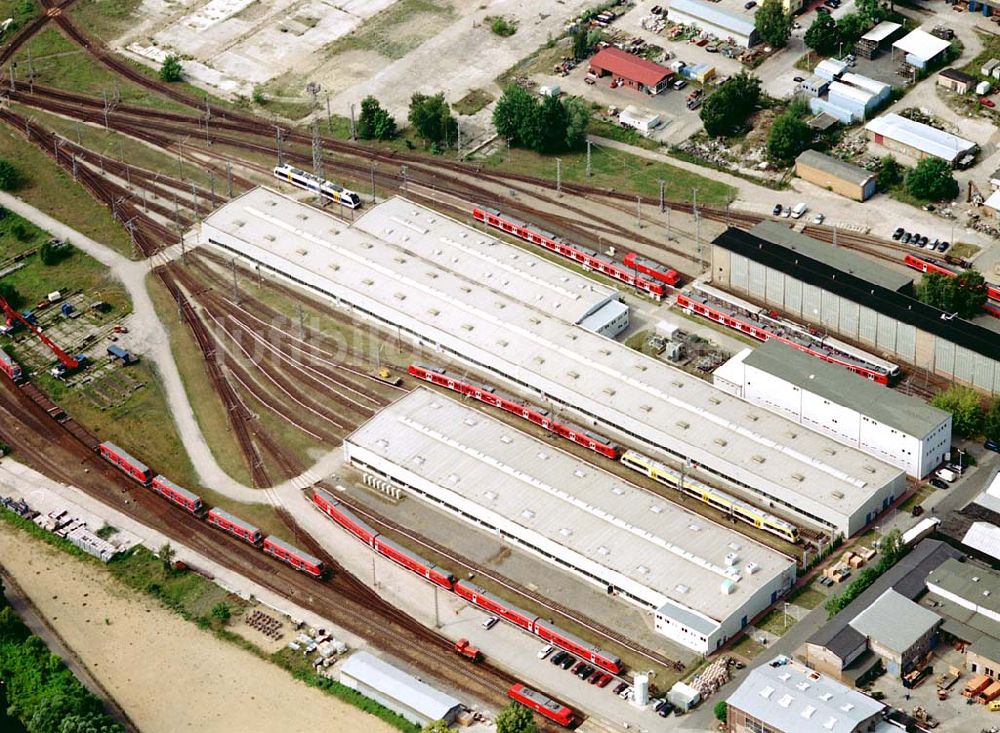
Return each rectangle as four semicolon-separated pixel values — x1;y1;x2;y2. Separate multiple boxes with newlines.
773;203;783;216
588;670;602;684
984;438;1000;453
596;674;613;688
901;232;912;244
561;655;576;669
812;212;825;224
793;75;804;83
551;651;568;665
572;661;585;675
790;202;808;219
673;79;688;90
912;232;921;245
658;701;675;717
781;206;791;218
745;0;757;8
935;467;958;483
538;644;554;660
619;686;632;699
892;227;905;240
613;682;629;695
981;97;996;108
930;478;949;490
482;615;499;630
929;238;940;250
938;240;950;252
920;236;929;247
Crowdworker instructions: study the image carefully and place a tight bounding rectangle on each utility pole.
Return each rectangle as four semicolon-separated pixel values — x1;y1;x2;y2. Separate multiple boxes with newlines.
102;89;110;130
231;257;240;303
349;103;356;141
311;121;324;204
586;140;592;177
210;172;216;208
119;137;125;162
274;126;284;166
556;158;562;197
71;154;78;181
636;195;642;228
7;63;14;93
370;161;377;204
326;93;332;133
693;187;702;272
456;121;461;159
226;160;233;198
659;179;665;213
191;182;199;217
400;164;408;193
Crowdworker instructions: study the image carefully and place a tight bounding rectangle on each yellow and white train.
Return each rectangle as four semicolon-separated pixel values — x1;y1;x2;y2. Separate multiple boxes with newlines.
620;450;800;544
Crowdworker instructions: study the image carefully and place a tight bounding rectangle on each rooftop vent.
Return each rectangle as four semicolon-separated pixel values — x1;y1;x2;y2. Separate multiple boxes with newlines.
463;417;477;427
748;414;760;422
640;404;652;413
412;455;425;465
497;339;509;348
362;278;374;286
500;435;512;444
461;323;474;331
637;565;650;575
840;703;854;712
446;473;460;483
724;552;739;566
521;509;535;520
714;437;728;447
537;452;550;460
612;487;625;496
394;292;406;301
863;465;876;474
801;705;816;720
573;469;587;478
428;308;440;316
752;454;765;464
819;693;833;702
559;527;573;537
671;379;684;388
484;490;497;500
777;694;793;708
597;546;610;556
745;562;760;575
675;584;690;594
676;420;690;429
759;686;774;700
831;490;845;499
650;505;664;514
709;396;721;405
567;370;580;380
603;387;616;397
729;542;741;551
375;439;389;448
689;524;701;531
791;472;805;482
822;447;836;455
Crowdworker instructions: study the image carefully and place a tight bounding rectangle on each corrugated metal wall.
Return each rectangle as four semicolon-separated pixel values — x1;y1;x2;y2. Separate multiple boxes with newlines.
748;260;767;299
839;299;860;339
935;338;955;377
896;323;916;363
858;306;878;347
802;283;822;322
821;290;839;329
785;277;802;315
954;345;975;384
876;313;896;352
766;268;784;304
731;253;749;291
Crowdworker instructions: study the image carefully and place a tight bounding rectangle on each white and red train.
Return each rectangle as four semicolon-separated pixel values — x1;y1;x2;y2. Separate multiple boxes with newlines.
407;364;620;460
311;488;623;675
508;684;576;728
97;441;323;577
471;207;679;300
676;284;901;384
0;347;22;381
903;254;1000;315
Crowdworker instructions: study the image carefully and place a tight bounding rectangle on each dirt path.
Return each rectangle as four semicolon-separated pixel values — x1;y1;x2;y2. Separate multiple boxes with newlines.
0;523;398;733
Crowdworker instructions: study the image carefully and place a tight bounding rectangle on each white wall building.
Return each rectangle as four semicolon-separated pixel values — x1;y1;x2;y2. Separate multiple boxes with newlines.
340;651;462;726
714;341;951;478
345;389;797;655
668;0;759;47
201;189;906;538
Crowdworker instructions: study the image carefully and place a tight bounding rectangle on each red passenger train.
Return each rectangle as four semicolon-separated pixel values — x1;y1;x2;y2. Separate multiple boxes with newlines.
207;507;263;545
262;536;325;577
903;254;1000;303
508;684;576;728
471;206;677;300
99;442;153;485
311;488;624;674
0;348;22;381
622;251;679;286
407;364;620;460
151;475;204;514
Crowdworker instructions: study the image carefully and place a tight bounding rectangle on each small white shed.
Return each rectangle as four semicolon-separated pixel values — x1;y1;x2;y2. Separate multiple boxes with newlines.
618;105;661;135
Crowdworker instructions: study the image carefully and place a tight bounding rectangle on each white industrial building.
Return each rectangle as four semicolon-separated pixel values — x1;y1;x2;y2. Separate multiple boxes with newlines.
865;113;977;165
340;651;462;726
714;340;952;478
202;189;906;538
345;388;797;655
668;0;759;47
892;27;951;70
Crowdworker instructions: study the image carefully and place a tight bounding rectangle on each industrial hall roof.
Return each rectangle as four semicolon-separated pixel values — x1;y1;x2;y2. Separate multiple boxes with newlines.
341;651;461;721
865;113;976;162
669;0;757;38
346;388;795;627
713;226;1000;363
743;340;949;436
203;189;904;531
589;46;672;86
848;588;941;654
795;150;876;187
892;28;951;63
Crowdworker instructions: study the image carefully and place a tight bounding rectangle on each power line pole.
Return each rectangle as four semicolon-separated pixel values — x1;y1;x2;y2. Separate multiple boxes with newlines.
693;187;703;273
586;139;592;177
326;93;332;133
226;160;233;198
636;196;642;228
274;126;284;166
556;158;562;197
311;121;324;204
659;179;665;213
370;161;377;204
231;257;240;303
349;103;356;141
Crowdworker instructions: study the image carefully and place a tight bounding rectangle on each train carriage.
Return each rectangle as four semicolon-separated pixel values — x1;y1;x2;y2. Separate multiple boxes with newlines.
623;251;680;286
151;475;204;514
373;535;456;590
207;507;262;545
533;619;622;674
261;536;324;577
507;684;575;728
311;489;380;546
454;581;539;631
0;348;22;381
272;164;362;209
98;442;153;485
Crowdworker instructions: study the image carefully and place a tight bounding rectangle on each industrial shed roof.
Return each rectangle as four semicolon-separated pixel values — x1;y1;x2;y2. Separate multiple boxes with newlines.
849;588;941;653
839;72;890;96
742;340;949;436
203;190;905;533
750;220;911;292
589;46;672;86
796;149;877;188
961;522;1000;564
939;68;978;85
669;0;756;38
341;651;461;722
861;20;901;43
892;28;951;63
865;113;976;162
926;558;1000;616
714;226;1000;363
829;80;877;105
727;656;884;733
346;388;795;628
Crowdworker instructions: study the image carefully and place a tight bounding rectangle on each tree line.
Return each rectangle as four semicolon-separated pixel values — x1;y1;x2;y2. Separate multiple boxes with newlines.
824;528;905;618
932;386;1000;439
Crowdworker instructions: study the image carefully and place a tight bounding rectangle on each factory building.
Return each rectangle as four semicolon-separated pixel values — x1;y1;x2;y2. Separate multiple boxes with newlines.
865;113;977;166
667;0;760;47
203;189;906;538
711;222;1000;394
713;340;952;478
891;27;952;70
794;150;877;202
588;46;674;95
344;388;798;655
340;651;462;726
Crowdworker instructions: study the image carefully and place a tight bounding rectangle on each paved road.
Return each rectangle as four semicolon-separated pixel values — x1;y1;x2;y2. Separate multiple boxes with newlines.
0;566;139;733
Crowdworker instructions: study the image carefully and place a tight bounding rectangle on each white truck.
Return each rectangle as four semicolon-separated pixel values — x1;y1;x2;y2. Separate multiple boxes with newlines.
935;467;958;483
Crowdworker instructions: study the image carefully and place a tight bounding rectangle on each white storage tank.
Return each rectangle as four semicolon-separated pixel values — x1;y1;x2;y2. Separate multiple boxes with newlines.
633;674;650;707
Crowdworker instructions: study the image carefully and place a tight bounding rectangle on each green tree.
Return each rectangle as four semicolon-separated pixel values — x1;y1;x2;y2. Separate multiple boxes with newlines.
714;700;728;722
489;15;518;36
563;96;590;150
251;85;267;105
493;85;539;147
768;107;812;164
538;94;569;153
877;528;904;569
877;155;902;191
357;96;397;141
700;72;761;138
158;542;175;572
39;240;71;266
159;54;182;83
837;12;868;45
932;385;984;437
408;92;458;146
755;0;793;48
495;702;537;733
422;721;452;733
804;13;841;56
984;398;1000;440
210;602;231;624
916;270;988;318
905;157;958;201
0;282;23;309
0;159;22;191
855;0;884;23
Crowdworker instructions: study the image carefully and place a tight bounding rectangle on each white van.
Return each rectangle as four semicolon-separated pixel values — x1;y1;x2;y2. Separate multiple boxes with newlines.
935;467;958;483
790;202;808;219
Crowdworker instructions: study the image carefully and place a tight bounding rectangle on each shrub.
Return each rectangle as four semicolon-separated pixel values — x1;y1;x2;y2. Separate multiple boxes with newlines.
159;55;182;83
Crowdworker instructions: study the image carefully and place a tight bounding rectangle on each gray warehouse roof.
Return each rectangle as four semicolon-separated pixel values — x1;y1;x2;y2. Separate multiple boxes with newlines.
743;340;950;436
727;656;884;733
669;0;756;37
345;388;796;628
926;558;1000;616
750;220;913;293
796;149;877;187
865;113;976;162
341;651;460;722
849;588;941;653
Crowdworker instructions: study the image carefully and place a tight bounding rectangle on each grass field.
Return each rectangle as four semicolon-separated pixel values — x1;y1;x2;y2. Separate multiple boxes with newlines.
756;607;796;637
729;633;766;660
587;117;662;151
788;582;827;610
146;274;253;487
0;126;133;256
321;0;455;61
453;89;495;116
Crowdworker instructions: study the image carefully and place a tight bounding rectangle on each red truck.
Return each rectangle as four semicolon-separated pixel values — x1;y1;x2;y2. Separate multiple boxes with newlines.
454;638;482;663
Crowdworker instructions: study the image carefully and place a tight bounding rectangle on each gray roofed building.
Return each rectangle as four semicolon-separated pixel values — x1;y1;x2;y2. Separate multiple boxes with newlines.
865;113;977;164
795;149;878;200
726;655;886;733
926;557;1000;618
750;220;913;292
849;588;941;674
340;651;462;726
796;149;877;188
668;0;759;46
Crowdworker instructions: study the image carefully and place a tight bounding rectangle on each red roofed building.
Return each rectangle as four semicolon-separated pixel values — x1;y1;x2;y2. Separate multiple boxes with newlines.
588;46;673;95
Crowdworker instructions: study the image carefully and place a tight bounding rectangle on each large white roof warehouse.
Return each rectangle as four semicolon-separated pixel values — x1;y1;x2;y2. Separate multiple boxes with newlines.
346;388;797;654
201;189;906;538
